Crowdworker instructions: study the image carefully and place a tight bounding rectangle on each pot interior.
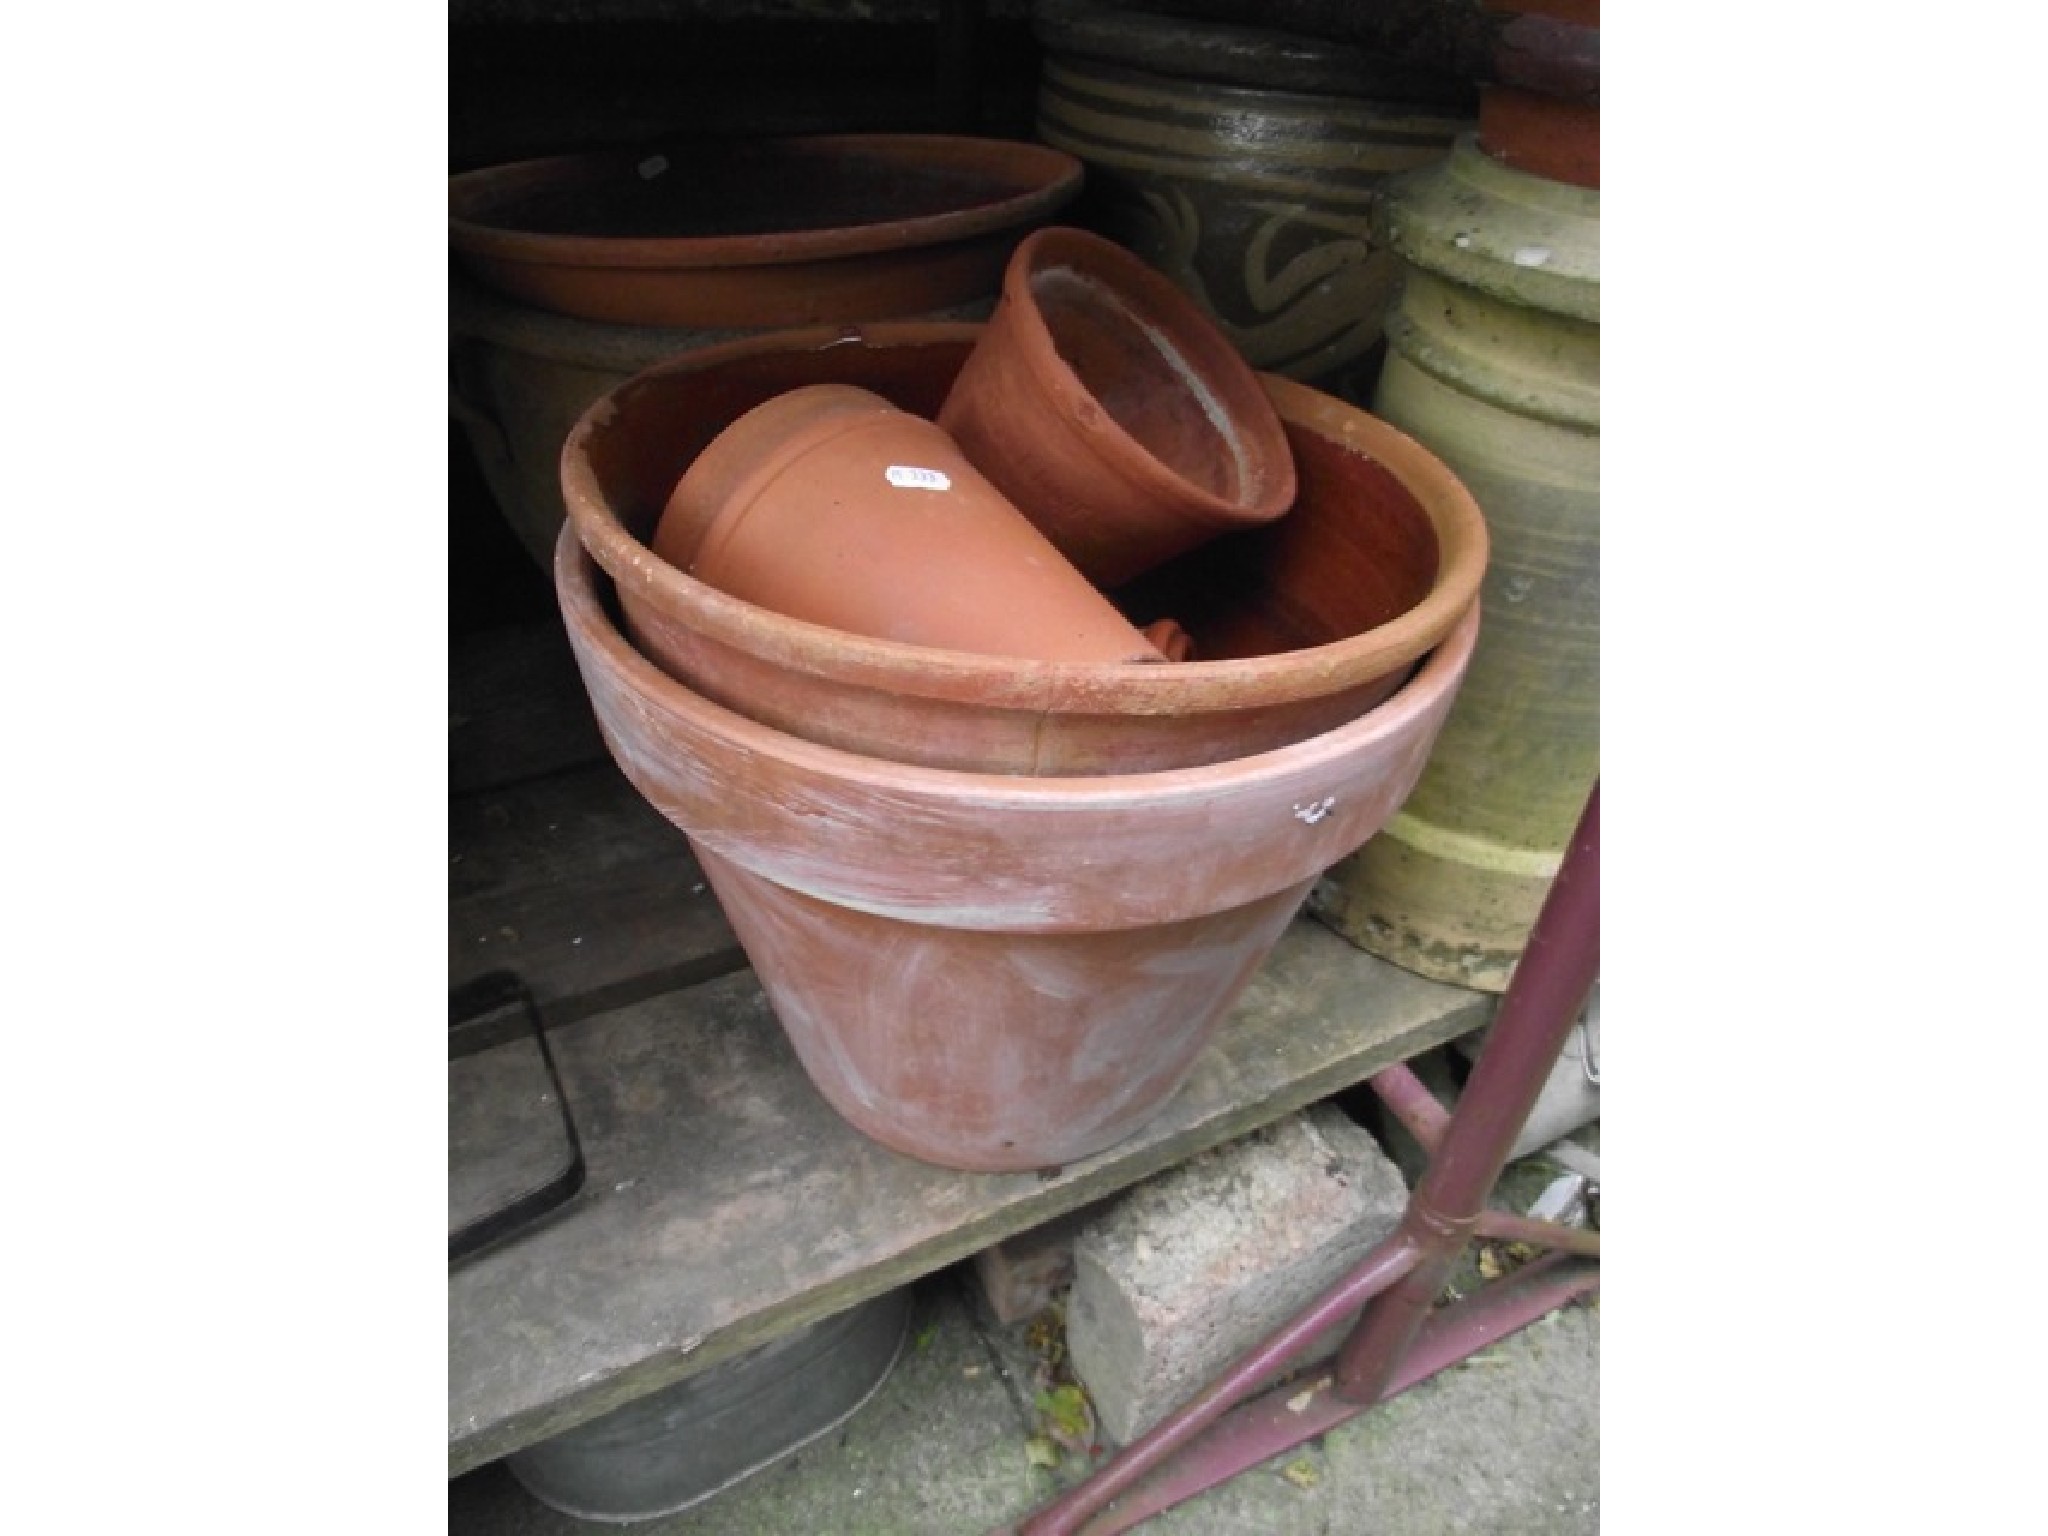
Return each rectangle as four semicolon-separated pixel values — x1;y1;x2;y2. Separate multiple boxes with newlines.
1029;263;1250;504
582;335;1437;663
1115;431;1436;660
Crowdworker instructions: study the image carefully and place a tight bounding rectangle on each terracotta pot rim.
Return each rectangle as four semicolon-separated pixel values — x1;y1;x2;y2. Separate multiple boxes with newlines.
561;520;1478;932
560;519;1477;806
560;322;1487;716
993;225;1297;524
450;134;1085;274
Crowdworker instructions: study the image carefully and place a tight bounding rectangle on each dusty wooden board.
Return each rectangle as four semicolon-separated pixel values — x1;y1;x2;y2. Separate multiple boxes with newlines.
447;915;1489;1474
450;618;609;795
449;1031;579;1243
450;760;744;1023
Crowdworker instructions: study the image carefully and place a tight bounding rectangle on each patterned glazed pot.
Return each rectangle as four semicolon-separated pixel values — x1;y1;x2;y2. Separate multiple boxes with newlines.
1033;0;1473;403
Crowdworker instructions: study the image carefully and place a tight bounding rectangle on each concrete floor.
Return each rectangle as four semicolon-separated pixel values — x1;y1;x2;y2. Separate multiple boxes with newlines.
448;1146;1599;1536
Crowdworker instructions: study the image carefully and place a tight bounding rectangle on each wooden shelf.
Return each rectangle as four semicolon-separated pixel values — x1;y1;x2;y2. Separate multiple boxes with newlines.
447;615;1491;1475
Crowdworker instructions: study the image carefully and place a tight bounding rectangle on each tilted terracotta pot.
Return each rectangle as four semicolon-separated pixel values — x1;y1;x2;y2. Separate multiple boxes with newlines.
648;383;1167;664
936;226;1298;588
560;322;1486;775
556;521;1480;1171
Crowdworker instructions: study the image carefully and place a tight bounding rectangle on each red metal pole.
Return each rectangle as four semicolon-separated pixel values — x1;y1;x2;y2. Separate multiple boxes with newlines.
1335;781;1599;1402
1474;1207;1601;1257
1011;1235;1423;1536
1365;1059;1453;1153
1053;1253;1600;1536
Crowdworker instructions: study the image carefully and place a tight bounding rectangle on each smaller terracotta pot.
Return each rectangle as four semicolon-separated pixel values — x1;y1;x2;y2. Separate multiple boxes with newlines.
937;226;1298;589
1475;1;1598;189
647;383;1168;665
1478;84;1598;189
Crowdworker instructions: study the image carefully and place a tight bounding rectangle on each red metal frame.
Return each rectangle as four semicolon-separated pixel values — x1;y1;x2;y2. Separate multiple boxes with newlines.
1003;781;1601;1535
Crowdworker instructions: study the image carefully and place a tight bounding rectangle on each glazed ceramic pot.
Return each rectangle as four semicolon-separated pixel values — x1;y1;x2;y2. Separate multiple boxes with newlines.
646;383;1168;664
450;273;758;570
1033;0;1473;404
450;135;1082;570
449;134;1085;328
1311;131;1597;991
936;226;1298;589
561;321;1487;775
557;519;1479;1171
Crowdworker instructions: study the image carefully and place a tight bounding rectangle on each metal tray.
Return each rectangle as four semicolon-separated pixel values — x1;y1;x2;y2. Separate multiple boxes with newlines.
505;1285;913;1523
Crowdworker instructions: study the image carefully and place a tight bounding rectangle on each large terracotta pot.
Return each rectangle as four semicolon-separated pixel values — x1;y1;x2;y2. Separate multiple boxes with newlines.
936;226;1298;588
557;521;1479;1172
449;135;1082;569
562;322;1487;775
647;382;1169;664
1312;131;1597;991
1032;0;1473;404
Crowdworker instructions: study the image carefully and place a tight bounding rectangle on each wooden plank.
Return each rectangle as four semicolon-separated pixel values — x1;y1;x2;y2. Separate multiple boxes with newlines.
449;1030;578;1243
450;618;609;795
447;915;1489;1474
450;760;744;1024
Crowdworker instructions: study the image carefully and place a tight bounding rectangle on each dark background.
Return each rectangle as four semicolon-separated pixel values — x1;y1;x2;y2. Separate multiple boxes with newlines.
449;1;1046;641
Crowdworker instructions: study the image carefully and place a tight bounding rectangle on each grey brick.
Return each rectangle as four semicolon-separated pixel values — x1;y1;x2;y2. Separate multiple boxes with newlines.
1066;1104;1409;1445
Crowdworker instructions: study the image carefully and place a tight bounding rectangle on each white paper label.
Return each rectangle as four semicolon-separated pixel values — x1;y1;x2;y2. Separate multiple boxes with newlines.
637;155;669;179
885;465;951;492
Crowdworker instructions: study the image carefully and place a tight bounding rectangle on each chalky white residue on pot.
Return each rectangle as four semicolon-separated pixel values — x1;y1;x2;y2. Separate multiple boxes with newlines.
1136;309;1256;497
1044;264;1258;500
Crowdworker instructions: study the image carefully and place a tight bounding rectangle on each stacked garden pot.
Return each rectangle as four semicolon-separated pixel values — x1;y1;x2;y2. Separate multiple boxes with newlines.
1032;0;1473;404
449;134;1084;568
557;322;1488;1172
1312;4;1599;991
